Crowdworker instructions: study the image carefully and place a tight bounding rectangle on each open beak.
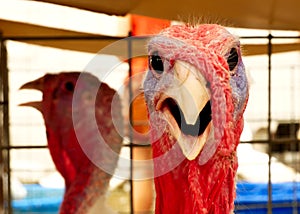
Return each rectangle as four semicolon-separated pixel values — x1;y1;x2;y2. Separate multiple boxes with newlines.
18;76;45;112
156;60;212;160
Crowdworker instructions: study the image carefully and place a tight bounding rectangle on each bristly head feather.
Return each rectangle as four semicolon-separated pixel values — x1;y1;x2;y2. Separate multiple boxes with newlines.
176;14;232;29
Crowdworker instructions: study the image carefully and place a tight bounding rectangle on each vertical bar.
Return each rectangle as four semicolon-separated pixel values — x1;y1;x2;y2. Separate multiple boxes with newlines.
2;39;11;214
127;32;134;214
289;67;298;214
0;36;11;213
0;32;4;214
267;33;273;214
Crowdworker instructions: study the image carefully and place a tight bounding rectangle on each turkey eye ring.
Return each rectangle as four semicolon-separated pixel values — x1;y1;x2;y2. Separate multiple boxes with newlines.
149;51;164;77
227;48;239;72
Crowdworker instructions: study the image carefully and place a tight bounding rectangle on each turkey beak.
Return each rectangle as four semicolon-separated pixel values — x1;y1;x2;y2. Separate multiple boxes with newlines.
19;76;44;112
19;76;45;91
18;101;42;112
157;60;211;160
170;61;210;125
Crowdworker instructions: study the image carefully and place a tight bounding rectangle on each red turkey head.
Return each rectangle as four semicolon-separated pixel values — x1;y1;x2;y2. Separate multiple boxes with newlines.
143;24;249;167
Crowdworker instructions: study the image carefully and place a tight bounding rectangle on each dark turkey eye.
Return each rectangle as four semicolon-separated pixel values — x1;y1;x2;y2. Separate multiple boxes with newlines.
149;51;164;75
227;48;238;71
65;81;74;92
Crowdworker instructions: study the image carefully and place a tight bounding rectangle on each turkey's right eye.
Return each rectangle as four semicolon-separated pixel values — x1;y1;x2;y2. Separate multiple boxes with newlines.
149;52;164;75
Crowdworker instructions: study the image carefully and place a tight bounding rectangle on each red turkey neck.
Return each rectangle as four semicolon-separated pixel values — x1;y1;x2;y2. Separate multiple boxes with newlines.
152;125;240;214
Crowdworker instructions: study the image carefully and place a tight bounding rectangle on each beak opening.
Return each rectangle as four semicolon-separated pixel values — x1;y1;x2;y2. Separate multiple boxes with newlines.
160;98;211;137
19;76;45;112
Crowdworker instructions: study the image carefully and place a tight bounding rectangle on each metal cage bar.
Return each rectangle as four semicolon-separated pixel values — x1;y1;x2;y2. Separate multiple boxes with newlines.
267;33;273;214
0;34;11;213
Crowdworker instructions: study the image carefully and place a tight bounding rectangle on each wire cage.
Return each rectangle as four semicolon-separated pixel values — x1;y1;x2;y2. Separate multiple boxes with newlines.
0;31;300;214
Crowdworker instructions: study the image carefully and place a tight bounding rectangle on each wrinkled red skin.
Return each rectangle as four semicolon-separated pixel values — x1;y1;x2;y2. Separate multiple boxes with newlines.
152;118;244;214
35;72;122;214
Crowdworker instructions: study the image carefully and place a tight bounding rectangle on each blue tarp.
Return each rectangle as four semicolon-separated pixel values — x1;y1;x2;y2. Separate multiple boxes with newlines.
12;184;64;214
12;182;300;213
235;182;300;213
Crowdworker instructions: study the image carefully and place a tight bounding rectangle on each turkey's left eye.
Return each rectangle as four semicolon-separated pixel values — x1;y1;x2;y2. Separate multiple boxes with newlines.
227;48;239;71
65;81;74;92
149;52;164;75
